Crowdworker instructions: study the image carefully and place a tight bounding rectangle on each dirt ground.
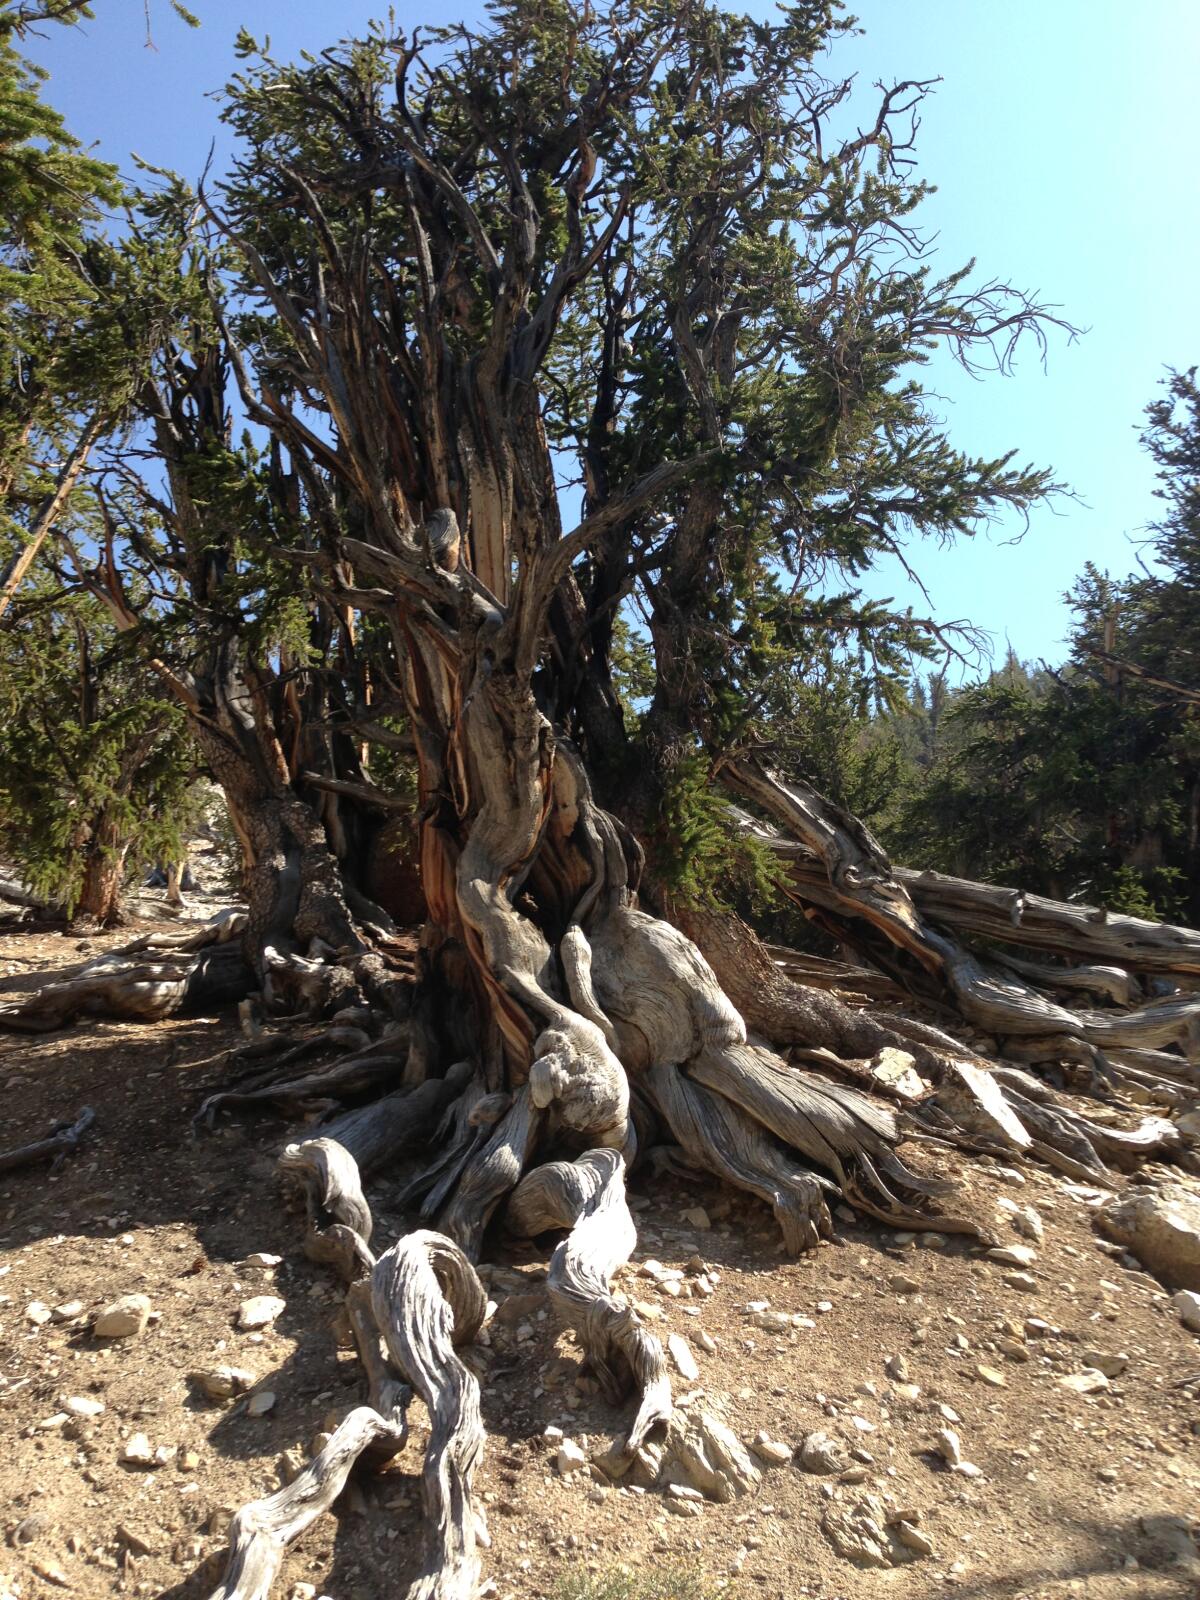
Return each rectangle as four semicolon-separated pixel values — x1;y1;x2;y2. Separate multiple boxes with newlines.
1;915;1199;1600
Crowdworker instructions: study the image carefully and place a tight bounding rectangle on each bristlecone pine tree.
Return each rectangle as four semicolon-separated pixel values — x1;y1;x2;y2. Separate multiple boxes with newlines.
3;7;1198;1595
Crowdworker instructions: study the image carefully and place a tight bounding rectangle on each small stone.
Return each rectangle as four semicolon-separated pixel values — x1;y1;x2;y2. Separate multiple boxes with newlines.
885;1354;910;1382
121;1432;155;1466
694;1329;717;1353
26;1300;52;1326
975;1364;1007;1388
998;1339;1029;1362
1011;1206;1044;1242
556;1440;588;1475
30;1556;71;1589
247;1389;277;1416
751;1431;792;1465
1003;1272;1038;1291
243;1252;283;1268
178;1449;200;1472
815;1299;833;1313
919;1233;947;1250
542;1425;564;1443
896;1520;935;1557
94;1294;152;1339
238;1295;285;1330
934;1429;963;1467
667;1333;699;1381
191;1366;256;1401
893;1383;922;1403
1059;1369;1109;1394
666;1483;705;1502
1081;1349;1128;1377
1171;1289;1200;1332
681;1207;711;1230
799;1430;849;1475
64;1395;104;1417
116;1524;158;1557
51;1300;85;1323
889;1274;920;1295
987;1244;1037;1269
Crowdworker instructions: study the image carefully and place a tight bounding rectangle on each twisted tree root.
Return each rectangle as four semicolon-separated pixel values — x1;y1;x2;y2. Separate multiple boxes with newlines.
508;1148;672;1452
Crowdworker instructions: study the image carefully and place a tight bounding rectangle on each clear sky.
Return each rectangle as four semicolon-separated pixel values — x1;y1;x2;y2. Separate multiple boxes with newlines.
25;0;1200;672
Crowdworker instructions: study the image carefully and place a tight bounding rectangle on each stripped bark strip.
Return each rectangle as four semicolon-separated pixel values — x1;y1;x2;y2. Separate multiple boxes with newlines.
509;1148;672;1452
206;1406;407;1600
370;1231;488;1600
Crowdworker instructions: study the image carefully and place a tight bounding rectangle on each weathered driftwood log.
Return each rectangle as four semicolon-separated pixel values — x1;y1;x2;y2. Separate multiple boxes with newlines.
0;917;252;1032
0;1106;95;1174
507;1148;672;1452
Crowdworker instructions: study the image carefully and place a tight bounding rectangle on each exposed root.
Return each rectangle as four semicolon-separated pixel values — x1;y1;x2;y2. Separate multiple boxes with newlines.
205;1406;407;1600
643;1063;833;1253
507;1148;672;1452
438;1086;542;1259
196;1051;404;1125
278;1137;375;1280
370;1231;488;1600
0;1106;95;1174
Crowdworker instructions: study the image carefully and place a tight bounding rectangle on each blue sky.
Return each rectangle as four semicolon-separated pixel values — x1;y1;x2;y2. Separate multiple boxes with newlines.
26;0;1200;672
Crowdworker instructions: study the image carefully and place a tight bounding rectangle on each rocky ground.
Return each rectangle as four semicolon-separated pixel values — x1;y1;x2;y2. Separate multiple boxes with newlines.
2;916;1199;1600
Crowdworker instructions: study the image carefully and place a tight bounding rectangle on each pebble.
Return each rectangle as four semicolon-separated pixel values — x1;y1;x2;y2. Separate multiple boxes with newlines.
1059;1369;1109;1394
556;1440;588;1475
694;1329;717;1353
51;1300;85;1323
1081;1349;1128;1377
25;1301;52;1326
238;1295;285;1331
247;1389;277;1416
1003;1272;1038;1291
192;1366;257;1401
65;1394;105;1417
896;1520;935;1556
681;1207;711;1230
975;1364;1006;1387
799;1431;849;1474
885;1354;910;1382
667;1334;700;1381
1172;1289;1200;1333
95;1293;152;1338
243;1252;283;1268
987;1244;1038;1269
751;1431;792;1465
935;1429;964;1467
889;1274;920;1295
121;1432;156;1466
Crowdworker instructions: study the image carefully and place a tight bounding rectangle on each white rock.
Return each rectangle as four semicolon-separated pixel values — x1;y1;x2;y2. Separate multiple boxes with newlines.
64;1395;104;1417
243;1252;283;1268
751;1430;792;1465
1097;1180;1200;1290
694;1329;717;1353
1172;1289;1200;1332
896;1520;935;1557
1059;1369;1110;1394
934;1429;963;1467
121;1432;155;1466
25;1301;51;1325
868;1047;928;1103
884;1354;910;1382
799;1430;849;1475
191;1366;256;1401
889;1274;920;1295
667;1333;699;1381
238;1295;285;1330
94;1293;151;1338
556;1440;588;1475
246;1389;276;1416
681;1207;711;1230
51;1300;85;1323
986;1244;1037;1269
